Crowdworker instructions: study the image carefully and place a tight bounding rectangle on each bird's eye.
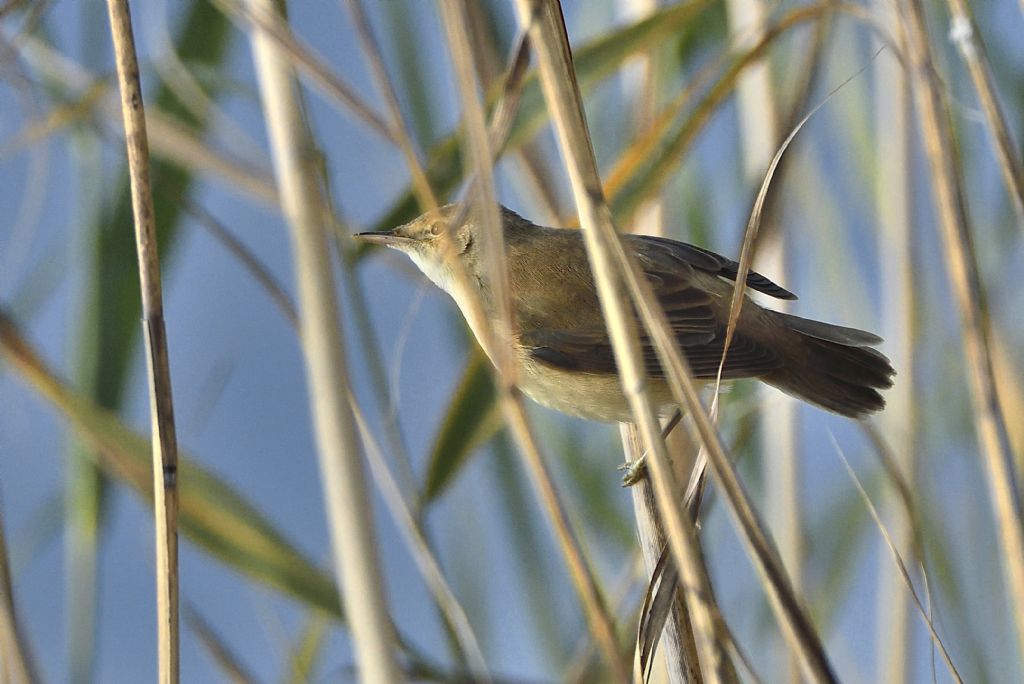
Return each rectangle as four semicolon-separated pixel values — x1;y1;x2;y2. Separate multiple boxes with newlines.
429;222;441;236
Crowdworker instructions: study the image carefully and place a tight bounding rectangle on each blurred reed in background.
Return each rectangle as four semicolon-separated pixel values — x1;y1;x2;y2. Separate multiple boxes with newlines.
0;0;1022;681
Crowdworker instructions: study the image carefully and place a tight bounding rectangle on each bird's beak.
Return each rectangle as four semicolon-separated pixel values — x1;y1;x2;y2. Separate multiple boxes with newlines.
352;230;409;247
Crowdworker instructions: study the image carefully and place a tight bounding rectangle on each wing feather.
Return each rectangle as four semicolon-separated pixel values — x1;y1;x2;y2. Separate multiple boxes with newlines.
630;234;797;300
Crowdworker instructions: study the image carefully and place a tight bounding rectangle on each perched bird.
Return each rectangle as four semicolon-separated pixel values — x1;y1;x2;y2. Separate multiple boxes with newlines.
356;204;894;421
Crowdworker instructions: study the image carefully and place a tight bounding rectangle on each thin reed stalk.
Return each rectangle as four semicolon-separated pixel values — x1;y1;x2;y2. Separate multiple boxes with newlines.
903;0;1024;660
333;0;455;505
184;605;257;684
993;333;1024;459
944;0;1024;225
722;5;801;683
342;0;439;210
562;553;646;683
351;7;498;677
621;424;704;684
859;424;962;681
184;201;299;328
437;0;514;379
872;2;916;680
831;441;963;683
511;1;735;681
351;402;491;681
0;511;38;684
616;1;701;679
463;2;562;224
611;202;837;684
422;3;630;678
501;402;631;680
515;1;840;681
219;0;397;144
103;1;181;680
603;2;876;226
14;37;279;206
245;1;399;681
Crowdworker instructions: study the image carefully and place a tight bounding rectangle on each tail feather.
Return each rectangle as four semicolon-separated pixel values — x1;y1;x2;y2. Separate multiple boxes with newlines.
764;317;895;418
774;311;883;346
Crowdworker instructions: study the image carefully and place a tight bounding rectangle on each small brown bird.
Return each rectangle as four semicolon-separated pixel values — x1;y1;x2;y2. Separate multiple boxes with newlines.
356;204;894;421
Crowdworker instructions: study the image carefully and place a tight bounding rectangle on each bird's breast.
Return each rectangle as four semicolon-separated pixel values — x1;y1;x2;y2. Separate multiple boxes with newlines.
515;347;677;422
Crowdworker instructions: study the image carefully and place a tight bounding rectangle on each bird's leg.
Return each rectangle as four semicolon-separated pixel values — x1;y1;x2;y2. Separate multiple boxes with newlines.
618;458;646;487
619;409;684;486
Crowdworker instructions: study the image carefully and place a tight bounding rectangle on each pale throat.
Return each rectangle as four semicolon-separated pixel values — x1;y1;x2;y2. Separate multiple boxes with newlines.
405;247;510;370
406;248;456;295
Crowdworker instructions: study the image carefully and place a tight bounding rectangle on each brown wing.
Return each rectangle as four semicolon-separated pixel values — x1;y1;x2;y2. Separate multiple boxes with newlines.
522;239;781;379
626;233;797;300
523;326;780;379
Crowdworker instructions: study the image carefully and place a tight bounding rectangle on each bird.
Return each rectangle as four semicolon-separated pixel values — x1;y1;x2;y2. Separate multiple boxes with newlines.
355;203;894;422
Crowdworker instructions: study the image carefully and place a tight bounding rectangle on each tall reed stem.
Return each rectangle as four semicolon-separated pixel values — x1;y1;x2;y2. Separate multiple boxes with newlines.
104;1;181;680
246;1;399;680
